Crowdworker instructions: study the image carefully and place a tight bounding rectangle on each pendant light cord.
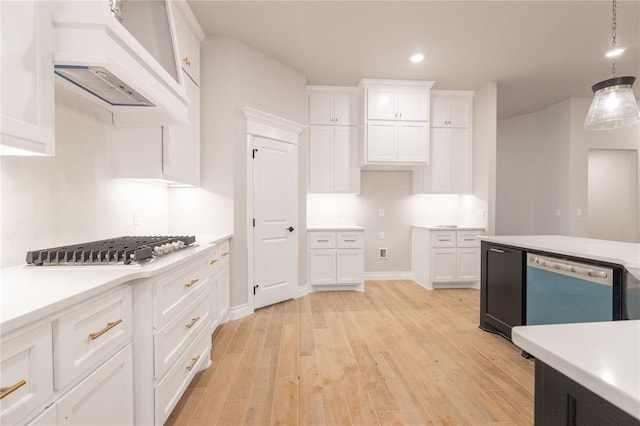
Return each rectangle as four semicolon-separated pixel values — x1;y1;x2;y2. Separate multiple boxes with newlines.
611;0;617;77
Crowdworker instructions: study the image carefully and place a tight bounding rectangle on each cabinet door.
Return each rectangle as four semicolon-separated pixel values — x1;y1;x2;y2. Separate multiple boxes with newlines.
430;128;452;192
483;245;524;337
1;0;55;156
333;126;358;193
367;122;396;162
430;94;450;128
308;126;333;193
367;87;397;120
332;92;357;125
430;128;470;193
309;92;333;125
309;250;337;285
216;264;230;320
448;96;471;128
171;1;200;85
336;250;363;285
397;87;428;121
457;248;480;281
56;344;133;426
163;71;200;186
430;249;457;282
397;122;428;163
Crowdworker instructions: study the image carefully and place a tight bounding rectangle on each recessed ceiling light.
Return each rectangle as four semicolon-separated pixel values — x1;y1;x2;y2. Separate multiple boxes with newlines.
410;53;424;63
605;47;625;57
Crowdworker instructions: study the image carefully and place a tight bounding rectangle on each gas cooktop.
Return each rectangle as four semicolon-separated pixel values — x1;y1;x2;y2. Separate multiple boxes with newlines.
26;235;196;266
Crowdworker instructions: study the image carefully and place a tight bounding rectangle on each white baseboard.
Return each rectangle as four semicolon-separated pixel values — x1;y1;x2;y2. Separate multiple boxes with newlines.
227;303;253;321
363;271;413;281
295;285;311;299
309;283;365;293
433;282;480;290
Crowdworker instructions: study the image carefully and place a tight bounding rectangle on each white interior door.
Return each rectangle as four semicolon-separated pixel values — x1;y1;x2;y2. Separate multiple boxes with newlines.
253;136;298;309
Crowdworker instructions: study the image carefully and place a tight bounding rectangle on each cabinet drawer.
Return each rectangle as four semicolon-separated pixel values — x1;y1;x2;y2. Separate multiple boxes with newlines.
55;344;133;426
155;326;210;425
154;289;210;379
55;287;132;390
309;232;336;249
1;324;53;425
457;232;481;248
336;232;363;249
219;239;230;267
430;231;456;248
153;256;209;329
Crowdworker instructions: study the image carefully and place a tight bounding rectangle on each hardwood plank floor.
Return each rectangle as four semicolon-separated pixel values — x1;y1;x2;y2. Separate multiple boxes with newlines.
165;280;534;426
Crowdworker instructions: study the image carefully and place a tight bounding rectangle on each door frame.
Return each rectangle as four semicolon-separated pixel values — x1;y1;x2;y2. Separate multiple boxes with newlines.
243;107;305;312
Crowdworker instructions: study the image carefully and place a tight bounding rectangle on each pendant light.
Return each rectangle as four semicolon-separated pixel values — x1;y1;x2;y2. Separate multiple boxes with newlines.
584;0;640;130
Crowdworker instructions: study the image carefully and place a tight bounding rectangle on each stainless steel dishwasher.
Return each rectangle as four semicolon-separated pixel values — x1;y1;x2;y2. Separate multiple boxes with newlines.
526;254;625;325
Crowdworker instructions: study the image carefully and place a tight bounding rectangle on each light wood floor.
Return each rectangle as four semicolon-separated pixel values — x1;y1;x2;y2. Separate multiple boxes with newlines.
166;280;534;426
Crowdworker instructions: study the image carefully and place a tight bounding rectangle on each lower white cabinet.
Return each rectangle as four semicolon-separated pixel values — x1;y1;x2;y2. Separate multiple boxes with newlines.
412;227;484;289
308;230;364;291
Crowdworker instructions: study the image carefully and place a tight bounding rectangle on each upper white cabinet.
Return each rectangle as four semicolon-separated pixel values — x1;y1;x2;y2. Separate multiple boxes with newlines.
431;90;473;128
367;85;429;121
413;90;474;194
309;88;357;126
308;87;360;194
1;0;55;156
360;79;434;166
170;0;204;85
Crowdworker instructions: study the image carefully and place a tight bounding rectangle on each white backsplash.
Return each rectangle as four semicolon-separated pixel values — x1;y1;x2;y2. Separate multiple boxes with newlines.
0;91;169;267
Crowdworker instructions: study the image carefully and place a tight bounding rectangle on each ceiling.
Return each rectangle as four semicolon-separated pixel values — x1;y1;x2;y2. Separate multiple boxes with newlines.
188;1;640;119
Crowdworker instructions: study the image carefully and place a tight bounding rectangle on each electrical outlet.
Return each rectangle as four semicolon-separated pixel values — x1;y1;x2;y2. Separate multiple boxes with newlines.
576;208;583;217
133;211;141;227
379;232;385;240
379;247;387;258
379;209;385;217
555;209;561;217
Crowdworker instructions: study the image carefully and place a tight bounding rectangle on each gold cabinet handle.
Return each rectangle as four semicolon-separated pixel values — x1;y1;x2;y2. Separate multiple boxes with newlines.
185;316;200;329
221;252;229;257
186;355;200;372
209;259;218;266
182;57;191;67
184;278;199;288
89;319;122;340
0;380;27;399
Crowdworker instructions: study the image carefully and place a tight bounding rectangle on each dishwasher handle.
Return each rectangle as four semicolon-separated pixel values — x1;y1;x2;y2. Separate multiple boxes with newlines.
527;255;613;286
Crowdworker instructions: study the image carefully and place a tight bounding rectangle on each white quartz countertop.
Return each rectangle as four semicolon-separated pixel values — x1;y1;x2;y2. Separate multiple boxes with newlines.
479;235;640;270
512;321;640;420
307;226;364;231
0;233;231;333
412;225;486;231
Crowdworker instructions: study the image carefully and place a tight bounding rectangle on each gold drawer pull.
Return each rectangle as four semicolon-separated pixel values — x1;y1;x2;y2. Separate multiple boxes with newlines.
184;278;199;288
209;259;218;266
186;355;200;372
89;319;122;340
182;57;191;67
185;316;200;329
0;380;27;399
221;252;229;257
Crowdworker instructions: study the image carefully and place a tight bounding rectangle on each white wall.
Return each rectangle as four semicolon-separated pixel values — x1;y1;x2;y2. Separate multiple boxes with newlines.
496;97;640;241
1;90;169;267
186;37;307;308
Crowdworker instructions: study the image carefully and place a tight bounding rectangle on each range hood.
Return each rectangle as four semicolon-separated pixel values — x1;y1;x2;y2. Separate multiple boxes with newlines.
52;1;189;127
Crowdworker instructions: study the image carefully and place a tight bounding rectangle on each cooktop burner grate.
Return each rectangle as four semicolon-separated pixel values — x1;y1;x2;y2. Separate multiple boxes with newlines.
26;235;196;266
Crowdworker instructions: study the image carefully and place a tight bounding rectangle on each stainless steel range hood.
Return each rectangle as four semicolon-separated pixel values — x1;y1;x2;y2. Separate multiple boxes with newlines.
52;1;188;127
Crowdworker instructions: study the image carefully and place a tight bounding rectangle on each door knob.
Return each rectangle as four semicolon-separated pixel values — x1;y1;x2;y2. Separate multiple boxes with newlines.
287;226;295;232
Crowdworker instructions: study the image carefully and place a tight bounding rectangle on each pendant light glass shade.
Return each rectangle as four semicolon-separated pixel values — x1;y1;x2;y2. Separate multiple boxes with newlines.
584;76;640;130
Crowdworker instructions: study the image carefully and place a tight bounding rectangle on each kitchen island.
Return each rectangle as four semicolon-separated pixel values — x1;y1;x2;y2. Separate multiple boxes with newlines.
513;320;640;424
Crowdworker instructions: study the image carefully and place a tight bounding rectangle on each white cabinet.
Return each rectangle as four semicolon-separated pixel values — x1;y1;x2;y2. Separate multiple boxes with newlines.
1;0;55;156
412;227;484;290
413;90;474;194
360;79;434;165
308;230;364;291
430;91;473;128
206;238;230;330
308;88;358;126
308;87;360;194
170;0;204;85
308;126;359;193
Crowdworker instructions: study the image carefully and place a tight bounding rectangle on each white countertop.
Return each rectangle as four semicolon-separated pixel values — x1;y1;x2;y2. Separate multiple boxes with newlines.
479;235;640;271
0;233;231;334
512;321;640;420
412;225;486;231
307;226;364;231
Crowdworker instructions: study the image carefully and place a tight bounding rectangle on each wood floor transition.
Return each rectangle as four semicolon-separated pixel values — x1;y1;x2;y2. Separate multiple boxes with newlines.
165;280;534;425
